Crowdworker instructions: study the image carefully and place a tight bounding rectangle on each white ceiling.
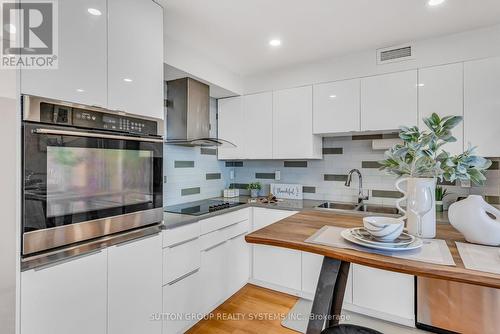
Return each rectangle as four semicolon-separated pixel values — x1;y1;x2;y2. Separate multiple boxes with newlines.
163;0;500;76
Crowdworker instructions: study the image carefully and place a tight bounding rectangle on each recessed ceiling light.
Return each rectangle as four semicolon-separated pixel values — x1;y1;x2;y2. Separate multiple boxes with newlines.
87;8;102;16
123;78;133;82
428;0;445;7
418;83;425;87
76;88;85;92
269;39;281;47
329;95;337;99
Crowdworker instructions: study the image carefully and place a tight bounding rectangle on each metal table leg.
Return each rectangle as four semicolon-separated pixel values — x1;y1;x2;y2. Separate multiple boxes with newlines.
305;257;351;334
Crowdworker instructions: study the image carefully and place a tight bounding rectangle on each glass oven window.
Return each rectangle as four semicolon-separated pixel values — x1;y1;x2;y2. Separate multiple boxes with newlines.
46;147;154;217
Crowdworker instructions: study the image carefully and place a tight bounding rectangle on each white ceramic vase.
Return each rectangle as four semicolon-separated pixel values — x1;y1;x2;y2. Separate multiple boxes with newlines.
395;177;437;238
448;195;500;246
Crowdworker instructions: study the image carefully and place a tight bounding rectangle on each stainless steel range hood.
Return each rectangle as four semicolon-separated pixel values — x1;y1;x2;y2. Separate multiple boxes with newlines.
165;77;234;147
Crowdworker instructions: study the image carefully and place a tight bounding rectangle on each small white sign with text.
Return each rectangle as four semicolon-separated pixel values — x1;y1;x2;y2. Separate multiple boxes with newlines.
270;183;303;200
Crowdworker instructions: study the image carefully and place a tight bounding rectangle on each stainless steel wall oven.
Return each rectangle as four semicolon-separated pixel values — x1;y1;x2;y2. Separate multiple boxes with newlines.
22;96;164;257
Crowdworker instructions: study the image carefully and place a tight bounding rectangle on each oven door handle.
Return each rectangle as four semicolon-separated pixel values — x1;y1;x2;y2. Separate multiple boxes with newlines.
32;128;164;143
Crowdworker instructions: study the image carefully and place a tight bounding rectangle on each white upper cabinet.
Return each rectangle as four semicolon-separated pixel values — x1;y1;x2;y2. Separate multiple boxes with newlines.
273;86;322;159
313;79;360;134
218;96;245;159
108;0;163;119
464;57;500;157
21;251;108;334
21;0;107;107
108;235;162;334
419;63;464;155
243;92;273;159
361;70;418;131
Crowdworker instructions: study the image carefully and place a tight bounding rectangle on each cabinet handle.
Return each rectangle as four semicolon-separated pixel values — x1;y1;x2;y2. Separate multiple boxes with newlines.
167;237;199;249
34;250;102;271
115;232;160;247
202;240;226;252
167;268;199;286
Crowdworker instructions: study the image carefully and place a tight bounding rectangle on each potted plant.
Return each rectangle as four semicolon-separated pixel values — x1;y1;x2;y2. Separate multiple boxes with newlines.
435;186;448;212
379;113;491;238
247;182;262;198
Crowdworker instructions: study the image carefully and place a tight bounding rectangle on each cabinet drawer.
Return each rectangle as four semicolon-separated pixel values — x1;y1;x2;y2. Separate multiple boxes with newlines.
199;229;227;251
200;208;249;235
225;220;249;240
163;238;201;285
163;222;200;248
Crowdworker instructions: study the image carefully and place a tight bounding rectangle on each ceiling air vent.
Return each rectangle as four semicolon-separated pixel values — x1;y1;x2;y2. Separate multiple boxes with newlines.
377;44;413;64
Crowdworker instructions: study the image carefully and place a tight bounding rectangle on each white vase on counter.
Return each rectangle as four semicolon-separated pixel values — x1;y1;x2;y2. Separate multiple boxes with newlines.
448;195;500;246
395;177;437;238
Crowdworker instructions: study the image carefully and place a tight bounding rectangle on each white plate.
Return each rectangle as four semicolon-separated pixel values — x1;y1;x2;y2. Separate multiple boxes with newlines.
341;228;423;251
350;227;415;246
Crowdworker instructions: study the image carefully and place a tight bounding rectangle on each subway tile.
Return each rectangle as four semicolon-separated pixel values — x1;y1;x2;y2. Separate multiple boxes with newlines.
303;186;316;193
372;190;404;199
200;148;217;156
324;174;348;182
225;161;244;167
361;161;382;169
181;187;201;196
174;160;195;168
256;173;276;179
322;148;343;155
206;173;221;180
284;161;308;168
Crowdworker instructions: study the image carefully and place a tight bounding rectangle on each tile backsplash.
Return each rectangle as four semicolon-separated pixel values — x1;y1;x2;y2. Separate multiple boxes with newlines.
227;136;500;209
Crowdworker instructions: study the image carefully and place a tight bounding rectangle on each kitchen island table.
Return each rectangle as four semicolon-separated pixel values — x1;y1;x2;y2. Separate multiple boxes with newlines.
245;210;500;334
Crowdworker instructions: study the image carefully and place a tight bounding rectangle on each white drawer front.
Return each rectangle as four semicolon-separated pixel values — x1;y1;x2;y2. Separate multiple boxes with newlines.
225;220;250;240
200;208;250;235
199;229;227;251
163;238;201;285
163;222;200;248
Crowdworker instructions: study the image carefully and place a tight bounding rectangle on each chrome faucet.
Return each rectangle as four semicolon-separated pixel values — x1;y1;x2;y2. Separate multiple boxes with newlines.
345;169;369;204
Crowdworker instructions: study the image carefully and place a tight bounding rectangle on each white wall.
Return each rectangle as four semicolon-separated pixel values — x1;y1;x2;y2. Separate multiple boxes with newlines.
243;24;500;94
164;35;244;96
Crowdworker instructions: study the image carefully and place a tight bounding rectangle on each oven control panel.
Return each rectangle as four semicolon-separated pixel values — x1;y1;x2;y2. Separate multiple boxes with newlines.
39;102;158;136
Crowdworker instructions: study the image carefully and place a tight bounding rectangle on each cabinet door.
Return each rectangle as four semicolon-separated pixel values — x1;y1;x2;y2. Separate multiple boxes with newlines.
253;244;302;291
361;70;418;131
108;234;162;334
252;207;298;231
217;96;245;159
21;250;107;334
108;0;163;119
226;233;250;297
301;252;353;304
313;79;360;134
352;265;414;323
243;92;273;159
21;0;107;106
419;63;464;155
199;241;227;313
163;269;201;334
464;57;500;157
273;86;322;159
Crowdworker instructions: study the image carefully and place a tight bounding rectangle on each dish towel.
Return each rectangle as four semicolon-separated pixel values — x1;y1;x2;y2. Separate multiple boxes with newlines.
456;242;500;275
305;226;455;266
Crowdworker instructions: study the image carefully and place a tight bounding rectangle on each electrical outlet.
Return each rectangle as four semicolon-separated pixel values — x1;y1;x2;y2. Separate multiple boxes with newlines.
460;179;471;188
275;170;281;181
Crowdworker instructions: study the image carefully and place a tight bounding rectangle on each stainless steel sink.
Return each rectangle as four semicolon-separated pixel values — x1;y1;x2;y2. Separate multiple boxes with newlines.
316;202;401;216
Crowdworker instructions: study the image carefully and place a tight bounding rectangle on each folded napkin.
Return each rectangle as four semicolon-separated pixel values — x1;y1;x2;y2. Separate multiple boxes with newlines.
456;242;500;275
306;226;455;266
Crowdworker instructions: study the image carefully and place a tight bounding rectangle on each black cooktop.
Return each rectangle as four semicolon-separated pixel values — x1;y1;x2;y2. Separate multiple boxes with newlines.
164;199;245;216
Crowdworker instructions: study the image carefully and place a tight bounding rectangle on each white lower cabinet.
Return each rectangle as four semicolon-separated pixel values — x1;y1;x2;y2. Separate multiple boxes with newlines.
21;250;108;334
163;269;201;334
108;234;163;334
226;233;251;297
200;239;228;312
351;264;415;325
